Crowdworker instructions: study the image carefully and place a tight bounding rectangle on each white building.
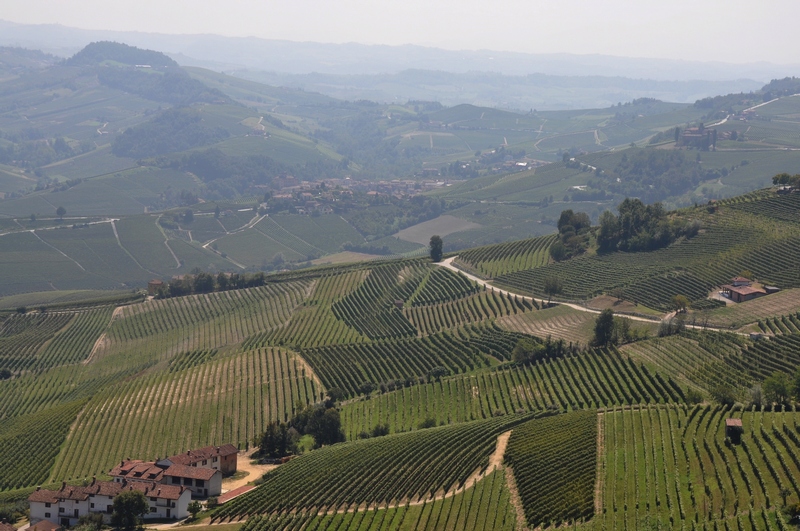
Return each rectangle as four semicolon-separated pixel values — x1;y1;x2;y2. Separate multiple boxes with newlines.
29;478;191;528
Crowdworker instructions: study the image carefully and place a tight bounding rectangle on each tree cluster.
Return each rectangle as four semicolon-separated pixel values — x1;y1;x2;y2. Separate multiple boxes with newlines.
549;210;590;262
597;198;700;253
511;336;578;365
112;108;230;159
599;149;710;203
155;271;269;299
592;309;648;347
772;172;800;187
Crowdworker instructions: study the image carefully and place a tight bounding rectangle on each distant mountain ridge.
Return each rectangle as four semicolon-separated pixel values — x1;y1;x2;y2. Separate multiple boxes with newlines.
0;19;796;82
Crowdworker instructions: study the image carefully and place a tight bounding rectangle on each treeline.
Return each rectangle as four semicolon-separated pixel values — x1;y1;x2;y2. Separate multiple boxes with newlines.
597;198;700;253
153;271;271;299
65;41;179;67
112;108;230;158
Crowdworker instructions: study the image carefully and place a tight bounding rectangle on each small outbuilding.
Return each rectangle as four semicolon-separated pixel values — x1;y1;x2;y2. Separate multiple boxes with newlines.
147;279;165;296
725;418;744;444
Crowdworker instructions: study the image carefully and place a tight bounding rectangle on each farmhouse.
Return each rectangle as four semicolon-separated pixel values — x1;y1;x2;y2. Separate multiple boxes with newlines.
720;277;768;303
159;444;239;474
0;522;18;531
28;478;191;528
110;460;223;498
162;464;223;498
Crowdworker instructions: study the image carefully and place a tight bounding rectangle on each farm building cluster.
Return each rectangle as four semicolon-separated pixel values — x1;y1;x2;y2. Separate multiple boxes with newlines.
28;445;237;528
720;276;779;303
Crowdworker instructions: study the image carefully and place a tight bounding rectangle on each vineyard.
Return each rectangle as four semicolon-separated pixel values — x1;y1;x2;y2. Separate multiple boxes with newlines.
49;348;319;482
505;411;597;528
0;308;114;373
491;199;800;311
213;413;540;520
403;289;533;336
240;469;517;531
586;405;800;530
339;346;681;439
4;187;800;529
453;233;557;278
621;331;800;399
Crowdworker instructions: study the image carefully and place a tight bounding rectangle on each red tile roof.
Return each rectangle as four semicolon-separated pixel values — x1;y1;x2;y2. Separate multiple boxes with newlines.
164;464;219;481
0;522;17;531
167;444;238;466
123;482;187;501
728;285;765;296
28;488;59;504
84;479;124;498
726;418;743;427
217;485;255;504
31;521;62;531
109;460;164;482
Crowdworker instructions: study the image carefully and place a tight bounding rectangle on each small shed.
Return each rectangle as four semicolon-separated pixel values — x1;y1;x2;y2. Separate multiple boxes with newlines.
725;418;743;443
147;279;164;296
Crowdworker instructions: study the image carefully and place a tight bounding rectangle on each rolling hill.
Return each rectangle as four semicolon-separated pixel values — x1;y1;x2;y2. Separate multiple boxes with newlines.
1;187;800;531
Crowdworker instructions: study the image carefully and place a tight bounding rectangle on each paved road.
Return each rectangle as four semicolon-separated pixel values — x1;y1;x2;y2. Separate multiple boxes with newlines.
435;256;750;335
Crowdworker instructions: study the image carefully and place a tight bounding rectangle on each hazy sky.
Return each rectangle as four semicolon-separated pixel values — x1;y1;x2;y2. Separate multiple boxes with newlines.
3;0;799;64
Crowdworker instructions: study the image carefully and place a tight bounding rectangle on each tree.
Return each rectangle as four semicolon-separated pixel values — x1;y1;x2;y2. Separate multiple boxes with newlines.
214;205;221;219
193;272;215;293
711;383;736;406
763;371;791;406
428;366;449;381
542;276;563;306
593;309;616;346
29;213;36;223
184;209;194;223
255;420;298;458
429;235;443;262
187;501;202;520
112;490;149;531
0;369;11;380
671;295;689;313
549;241;567;262
56;206;66;219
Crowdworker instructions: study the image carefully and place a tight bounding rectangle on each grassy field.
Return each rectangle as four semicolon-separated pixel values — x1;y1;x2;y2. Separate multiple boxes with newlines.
395;215;482;245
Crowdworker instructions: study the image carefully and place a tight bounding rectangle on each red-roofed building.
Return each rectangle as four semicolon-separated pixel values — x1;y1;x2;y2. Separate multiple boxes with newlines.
725;418;744;443
162;464;222;498
109;460;165;484
722;284;766;303
160;444;238;475
0;522;17;531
